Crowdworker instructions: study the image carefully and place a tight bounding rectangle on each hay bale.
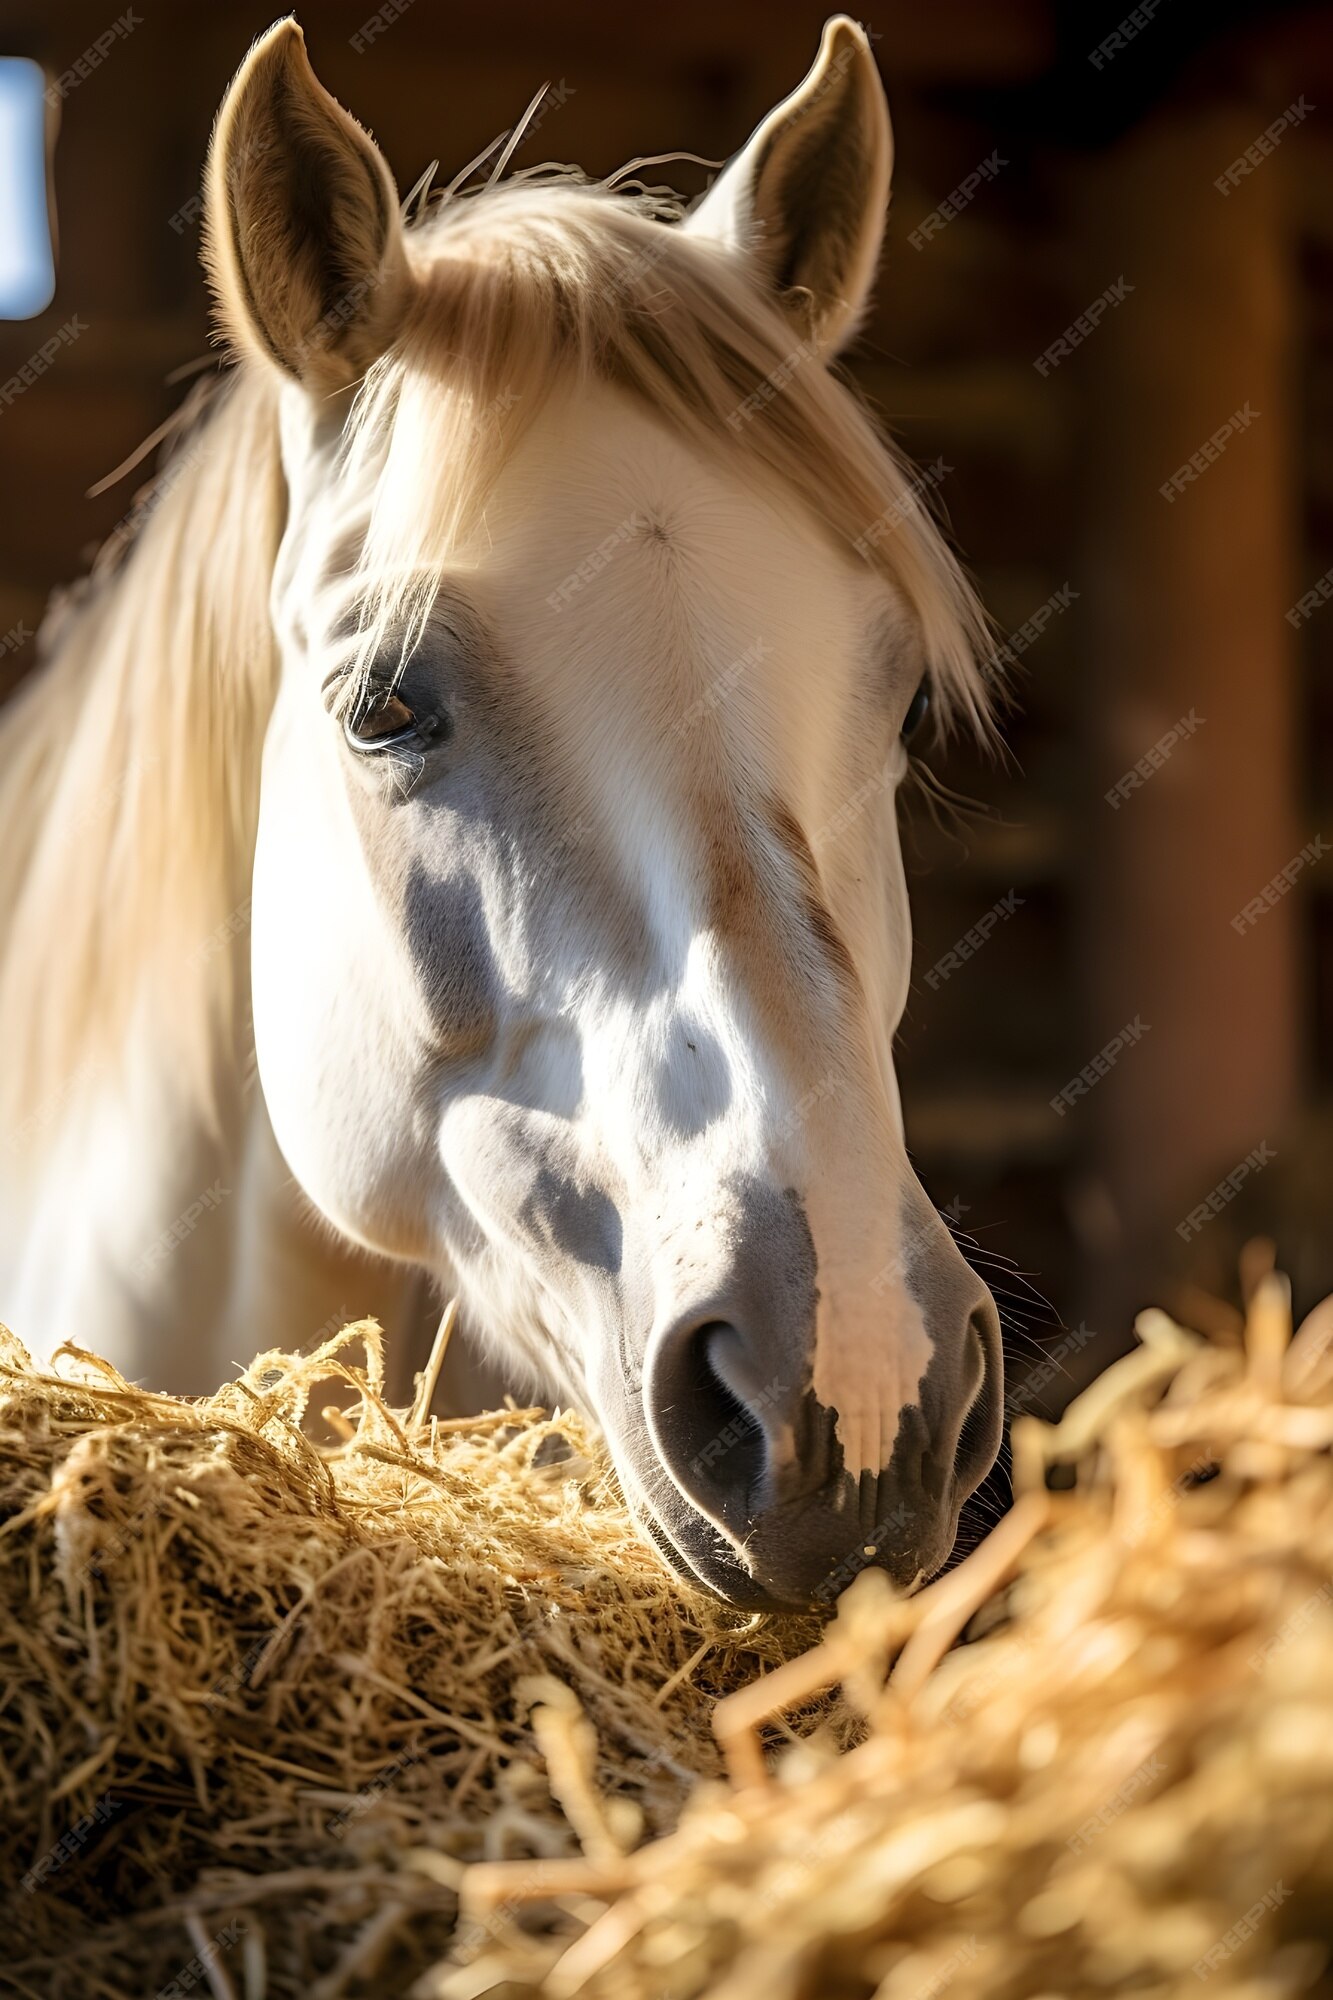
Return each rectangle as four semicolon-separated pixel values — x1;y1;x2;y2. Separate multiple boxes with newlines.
0;1320;826;1996
5;1281;1333;1998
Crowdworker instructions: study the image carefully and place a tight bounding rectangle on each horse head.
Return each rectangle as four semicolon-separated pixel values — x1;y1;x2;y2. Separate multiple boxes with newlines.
212;18;1003;1606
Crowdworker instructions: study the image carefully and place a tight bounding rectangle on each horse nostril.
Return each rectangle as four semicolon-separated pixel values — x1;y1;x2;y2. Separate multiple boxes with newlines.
699;1317;774;1416
648;1317;770;1530
953;1301;1004;1497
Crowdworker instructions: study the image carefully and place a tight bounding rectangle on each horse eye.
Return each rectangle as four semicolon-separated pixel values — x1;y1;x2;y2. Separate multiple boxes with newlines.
901;680;931;743
351;687;414;740
343;683;440;754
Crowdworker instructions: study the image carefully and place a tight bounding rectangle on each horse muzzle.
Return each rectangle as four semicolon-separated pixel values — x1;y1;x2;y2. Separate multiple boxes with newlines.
612;1187;1004;1609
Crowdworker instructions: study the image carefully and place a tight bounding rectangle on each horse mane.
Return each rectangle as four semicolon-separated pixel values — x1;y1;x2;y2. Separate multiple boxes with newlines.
0;163;996;1142
0;367;283;1139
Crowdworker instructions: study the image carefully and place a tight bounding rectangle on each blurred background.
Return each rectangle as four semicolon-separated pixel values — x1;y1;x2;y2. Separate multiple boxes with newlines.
1;0;1330;1406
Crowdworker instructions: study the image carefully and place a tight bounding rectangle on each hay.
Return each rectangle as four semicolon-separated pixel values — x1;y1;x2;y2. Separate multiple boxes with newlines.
0;1317;827;1997
5;1280;1333;1999
440;1276;1333;2000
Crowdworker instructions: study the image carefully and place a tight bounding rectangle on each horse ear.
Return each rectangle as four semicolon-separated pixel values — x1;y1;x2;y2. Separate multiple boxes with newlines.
204;20;410;390
684;16;892;357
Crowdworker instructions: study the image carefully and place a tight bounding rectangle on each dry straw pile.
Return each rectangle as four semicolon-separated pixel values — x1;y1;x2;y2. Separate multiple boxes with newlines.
4;1271;1333;1999
1;1313;826;1997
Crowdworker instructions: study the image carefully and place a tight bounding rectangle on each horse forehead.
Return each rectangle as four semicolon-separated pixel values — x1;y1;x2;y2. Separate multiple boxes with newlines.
472;420;884;769
485;392;836;584
289;385;885;679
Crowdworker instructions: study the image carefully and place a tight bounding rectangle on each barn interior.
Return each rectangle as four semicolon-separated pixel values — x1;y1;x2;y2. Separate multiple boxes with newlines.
1;0;1329;1411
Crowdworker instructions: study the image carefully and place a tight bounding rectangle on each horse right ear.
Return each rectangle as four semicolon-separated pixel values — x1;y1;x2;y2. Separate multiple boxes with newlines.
684;17;891;358
204;20;410;392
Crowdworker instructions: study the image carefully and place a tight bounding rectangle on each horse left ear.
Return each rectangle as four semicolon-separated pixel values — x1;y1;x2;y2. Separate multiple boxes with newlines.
684;16;892;357
204;20;410;391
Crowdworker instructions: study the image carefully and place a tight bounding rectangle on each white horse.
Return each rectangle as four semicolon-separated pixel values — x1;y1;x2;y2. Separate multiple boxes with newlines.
0;17;1003;1606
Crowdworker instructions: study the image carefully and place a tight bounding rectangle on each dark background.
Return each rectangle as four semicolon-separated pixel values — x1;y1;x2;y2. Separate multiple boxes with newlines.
2;0;1330;1406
